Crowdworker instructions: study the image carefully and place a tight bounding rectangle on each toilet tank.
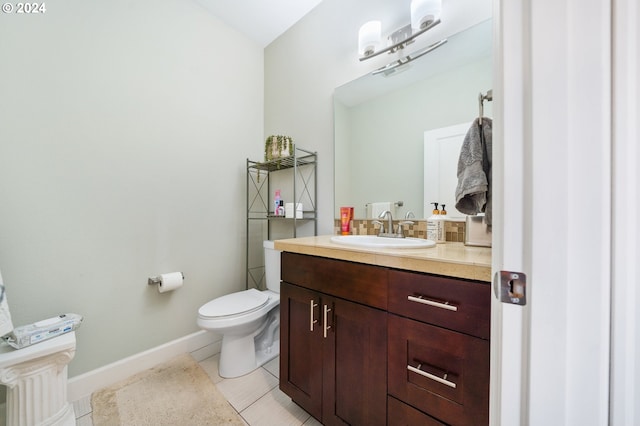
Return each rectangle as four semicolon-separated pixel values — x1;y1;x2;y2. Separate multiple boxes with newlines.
263;240;282;293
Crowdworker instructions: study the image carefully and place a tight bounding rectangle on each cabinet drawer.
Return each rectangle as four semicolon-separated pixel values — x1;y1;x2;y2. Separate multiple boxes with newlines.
388;396;446;426
314;256;387;310
282;253;388;310
281;252;315;288
388;315;489;426
388;270;490;339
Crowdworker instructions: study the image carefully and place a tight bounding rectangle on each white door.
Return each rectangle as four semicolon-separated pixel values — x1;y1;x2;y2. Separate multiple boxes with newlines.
491;0;613;424
423;122;479;219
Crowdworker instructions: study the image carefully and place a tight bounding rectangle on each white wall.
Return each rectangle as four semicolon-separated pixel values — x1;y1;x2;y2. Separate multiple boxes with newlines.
0;0;264;376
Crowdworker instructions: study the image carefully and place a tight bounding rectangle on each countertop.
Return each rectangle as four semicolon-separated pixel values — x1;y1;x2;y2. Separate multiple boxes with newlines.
274;235;491;282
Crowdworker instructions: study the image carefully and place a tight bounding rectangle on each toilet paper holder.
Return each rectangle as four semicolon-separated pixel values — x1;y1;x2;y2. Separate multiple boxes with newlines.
148;273;184;286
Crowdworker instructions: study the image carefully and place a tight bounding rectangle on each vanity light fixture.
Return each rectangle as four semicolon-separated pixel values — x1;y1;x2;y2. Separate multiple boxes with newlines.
358;0;443;62
372;38;448;76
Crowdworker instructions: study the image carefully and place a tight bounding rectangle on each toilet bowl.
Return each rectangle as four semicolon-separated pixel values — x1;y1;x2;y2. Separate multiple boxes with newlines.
197;241;281;378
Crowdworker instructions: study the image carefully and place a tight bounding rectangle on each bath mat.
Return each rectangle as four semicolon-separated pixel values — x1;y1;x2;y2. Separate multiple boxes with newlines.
91;354;245;426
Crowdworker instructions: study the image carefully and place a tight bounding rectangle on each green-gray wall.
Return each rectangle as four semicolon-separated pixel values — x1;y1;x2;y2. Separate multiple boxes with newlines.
0;0;264;376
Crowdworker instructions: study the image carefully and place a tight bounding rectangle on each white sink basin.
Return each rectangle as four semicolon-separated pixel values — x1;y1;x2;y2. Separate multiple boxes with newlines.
330;235;436;249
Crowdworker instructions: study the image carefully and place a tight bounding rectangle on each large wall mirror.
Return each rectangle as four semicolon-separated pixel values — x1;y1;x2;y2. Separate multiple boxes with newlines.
334;18;492;219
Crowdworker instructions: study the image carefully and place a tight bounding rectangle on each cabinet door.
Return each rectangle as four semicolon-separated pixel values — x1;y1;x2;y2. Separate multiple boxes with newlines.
280;282;323;420
322;296;387;426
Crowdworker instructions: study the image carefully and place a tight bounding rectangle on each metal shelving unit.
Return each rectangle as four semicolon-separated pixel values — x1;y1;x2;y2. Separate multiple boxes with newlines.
246;145;317;289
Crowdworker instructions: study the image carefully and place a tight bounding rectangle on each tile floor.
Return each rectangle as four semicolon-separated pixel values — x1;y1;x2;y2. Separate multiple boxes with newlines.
73;354;321;426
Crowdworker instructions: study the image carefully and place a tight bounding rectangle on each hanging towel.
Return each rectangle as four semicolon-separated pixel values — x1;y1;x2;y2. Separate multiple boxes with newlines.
368;202;393;219
455;117;492;226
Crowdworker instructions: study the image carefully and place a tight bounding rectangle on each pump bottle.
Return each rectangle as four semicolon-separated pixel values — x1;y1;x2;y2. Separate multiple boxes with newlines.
427;202;446;243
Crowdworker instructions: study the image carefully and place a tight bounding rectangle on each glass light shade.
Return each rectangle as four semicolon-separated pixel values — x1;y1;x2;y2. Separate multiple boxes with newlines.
358;20;382;56
411;0;442;31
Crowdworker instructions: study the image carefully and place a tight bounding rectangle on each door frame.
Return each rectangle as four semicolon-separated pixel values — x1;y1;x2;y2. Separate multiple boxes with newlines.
610;0;640;424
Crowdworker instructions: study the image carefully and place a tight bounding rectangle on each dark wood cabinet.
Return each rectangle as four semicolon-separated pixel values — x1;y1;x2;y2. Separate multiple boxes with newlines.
280;253;387;426
388;269;491;426
280;282;323;419
280;251;490;426
388;315;490;425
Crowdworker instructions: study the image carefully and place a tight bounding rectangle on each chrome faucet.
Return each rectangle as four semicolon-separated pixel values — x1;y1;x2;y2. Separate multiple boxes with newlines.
376;210;415;238
378;210;402;238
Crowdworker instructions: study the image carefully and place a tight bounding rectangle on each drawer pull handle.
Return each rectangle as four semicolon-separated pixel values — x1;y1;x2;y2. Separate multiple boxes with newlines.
407;364;457;389
310;300;318;331
407;295;457;312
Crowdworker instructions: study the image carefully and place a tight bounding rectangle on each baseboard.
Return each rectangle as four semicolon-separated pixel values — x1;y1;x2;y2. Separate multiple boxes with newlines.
68;330;221;402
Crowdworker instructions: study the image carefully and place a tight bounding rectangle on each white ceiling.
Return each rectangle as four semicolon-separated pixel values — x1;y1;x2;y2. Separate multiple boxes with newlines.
194;0;324;47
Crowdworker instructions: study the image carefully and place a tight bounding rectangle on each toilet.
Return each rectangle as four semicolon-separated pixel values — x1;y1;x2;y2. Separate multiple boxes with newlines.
197;240;281;378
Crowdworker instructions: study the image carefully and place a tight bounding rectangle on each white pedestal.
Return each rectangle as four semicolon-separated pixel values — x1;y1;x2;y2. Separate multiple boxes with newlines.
0;332;76;426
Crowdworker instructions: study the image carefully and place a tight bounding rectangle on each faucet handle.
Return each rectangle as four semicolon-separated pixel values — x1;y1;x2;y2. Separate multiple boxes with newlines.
398;220;414;236
372;220;385;234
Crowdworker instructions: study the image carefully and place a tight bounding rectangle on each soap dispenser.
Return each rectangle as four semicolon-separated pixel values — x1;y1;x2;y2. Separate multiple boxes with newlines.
427;202;445;243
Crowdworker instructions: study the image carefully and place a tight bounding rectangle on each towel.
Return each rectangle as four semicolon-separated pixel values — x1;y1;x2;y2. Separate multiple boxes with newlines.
368;202;393;219
455;117;492;226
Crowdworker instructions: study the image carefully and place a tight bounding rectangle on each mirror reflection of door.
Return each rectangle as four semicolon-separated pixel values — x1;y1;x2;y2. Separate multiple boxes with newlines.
423;122;474;219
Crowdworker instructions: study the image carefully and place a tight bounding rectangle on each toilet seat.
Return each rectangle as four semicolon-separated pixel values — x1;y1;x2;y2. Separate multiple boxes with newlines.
198;289;269;319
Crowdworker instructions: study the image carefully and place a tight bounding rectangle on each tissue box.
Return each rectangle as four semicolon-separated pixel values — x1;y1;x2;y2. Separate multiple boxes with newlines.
285;203;303;219
465;215;492;247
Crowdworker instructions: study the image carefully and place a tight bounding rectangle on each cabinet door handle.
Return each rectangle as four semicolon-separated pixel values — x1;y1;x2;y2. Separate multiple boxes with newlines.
407;364;457;389
407;295;458;312
310;300;318;331
323;304;332;338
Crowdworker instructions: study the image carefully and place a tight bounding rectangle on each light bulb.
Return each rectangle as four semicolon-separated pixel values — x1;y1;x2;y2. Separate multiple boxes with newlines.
358;20;382;57
411;0;442;31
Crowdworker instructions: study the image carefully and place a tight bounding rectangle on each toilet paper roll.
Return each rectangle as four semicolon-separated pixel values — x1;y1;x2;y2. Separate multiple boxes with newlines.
158;272;184;293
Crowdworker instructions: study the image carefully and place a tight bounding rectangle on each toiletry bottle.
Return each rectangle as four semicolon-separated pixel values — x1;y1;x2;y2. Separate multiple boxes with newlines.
274;190;281;216
438;204;448;243
426;203;439;241
427;202;445;243
340;207;353;235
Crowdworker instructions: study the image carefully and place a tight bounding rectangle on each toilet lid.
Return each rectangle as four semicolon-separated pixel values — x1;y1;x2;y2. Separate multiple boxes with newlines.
199;288;269;318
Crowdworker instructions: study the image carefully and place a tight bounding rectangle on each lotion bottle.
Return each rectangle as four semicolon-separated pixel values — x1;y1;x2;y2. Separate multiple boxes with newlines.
426;202;446;243
427;202;441;242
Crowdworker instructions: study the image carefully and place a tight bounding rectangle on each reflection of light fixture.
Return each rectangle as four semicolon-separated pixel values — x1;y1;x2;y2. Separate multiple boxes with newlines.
372;39;448;76
358;21;382;57
411;0;442;30
358;0;443;62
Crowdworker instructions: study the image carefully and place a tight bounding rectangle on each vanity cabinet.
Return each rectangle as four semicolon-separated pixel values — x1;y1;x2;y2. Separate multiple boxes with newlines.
387;270;491;425
279;250;490;426
280;253;388;426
